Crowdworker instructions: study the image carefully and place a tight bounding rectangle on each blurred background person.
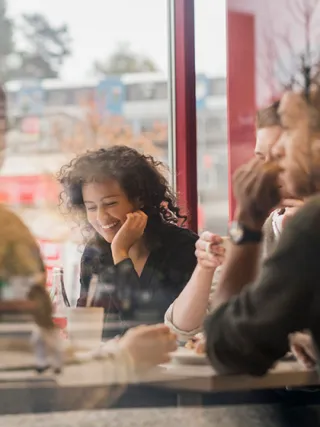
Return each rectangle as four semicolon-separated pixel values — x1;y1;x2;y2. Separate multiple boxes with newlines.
164;101;304;343
205;88;320;375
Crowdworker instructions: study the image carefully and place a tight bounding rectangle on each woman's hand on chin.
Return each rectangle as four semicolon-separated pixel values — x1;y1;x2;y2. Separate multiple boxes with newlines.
111;211;148;264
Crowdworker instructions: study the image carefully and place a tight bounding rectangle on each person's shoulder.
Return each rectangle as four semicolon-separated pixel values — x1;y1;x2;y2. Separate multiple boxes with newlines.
82;235;112;263
262;211;275;234
279;196;320;244
0;204;25;225
161;223;199;246
0;204;36;241
291;195;320;228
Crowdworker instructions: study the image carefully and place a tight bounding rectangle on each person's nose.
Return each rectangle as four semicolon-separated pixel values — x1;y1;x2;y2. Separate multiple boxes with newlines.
97;205;108;225
270;134;285;161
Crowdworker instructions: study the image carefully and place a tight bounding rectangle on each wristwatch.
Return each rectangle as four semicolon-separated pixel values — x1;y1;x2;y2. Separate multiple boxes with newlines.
228;221;263;245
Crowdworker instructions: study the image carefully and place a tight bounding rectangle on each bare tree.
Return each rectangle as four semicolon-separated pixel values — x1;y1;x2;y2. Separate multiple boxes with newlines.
258;0;320;104
50;101;166;158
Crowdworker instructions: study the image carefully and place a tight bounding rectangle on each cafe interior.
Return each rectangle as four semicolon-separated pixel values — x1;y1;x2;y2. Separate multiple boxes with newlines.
2;0;320;425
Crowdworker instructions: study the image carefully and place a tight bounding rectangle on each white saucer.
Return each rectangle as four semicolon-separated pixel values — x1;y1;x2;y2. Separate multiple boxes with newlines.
170;347;210;365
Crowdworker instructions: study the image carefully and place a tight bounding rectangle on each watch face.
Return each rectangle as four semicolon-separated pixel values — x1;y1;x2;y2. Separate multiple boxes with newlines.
229;222;244;243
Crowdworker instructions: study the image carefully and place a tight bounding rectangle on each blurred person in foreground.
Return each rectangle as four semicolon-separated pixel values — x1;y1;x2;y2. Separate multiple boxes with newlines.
0;86;62;370
255;101;304;257
204;86;320;375
165;101;305;357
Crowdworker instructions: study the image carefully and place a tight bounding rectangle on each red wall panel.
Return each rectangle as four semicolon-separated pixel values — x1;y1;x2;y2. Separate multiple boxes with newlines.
227;10;256;219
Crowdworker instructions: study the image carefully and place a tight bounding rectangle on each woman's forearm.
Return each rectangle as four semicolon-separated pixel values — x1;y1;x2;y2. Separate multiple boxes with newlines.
171;264;215;332
211;243;261;310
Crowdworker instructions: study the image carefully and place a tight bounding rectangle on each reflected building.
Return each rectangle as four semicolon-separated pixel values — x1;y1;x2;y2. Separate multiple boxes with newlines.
4;72;228;236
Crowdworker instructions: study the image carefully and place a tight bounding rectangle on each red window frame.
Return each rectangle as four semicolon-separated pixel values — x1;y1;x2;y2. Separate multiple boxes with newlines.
173;0;198;233
174;2;256;228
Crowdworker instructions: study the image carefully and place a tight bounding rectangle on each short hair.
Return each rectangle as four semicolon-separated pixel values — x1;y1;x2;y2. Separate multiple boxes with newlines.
256;101;281;129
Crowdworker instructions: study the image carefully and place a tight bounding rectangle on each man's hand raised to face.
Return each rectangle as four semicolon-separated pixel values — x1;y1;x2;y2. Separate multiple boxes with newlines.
233;158;282;231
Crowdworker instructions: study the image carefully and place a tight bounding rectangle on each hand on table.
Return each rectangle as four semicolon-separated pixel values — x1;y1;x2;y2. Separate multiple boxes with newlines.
185;333;206;354
195;231;226;271
119;324;177;370
289;331;316;370
111;211;148;264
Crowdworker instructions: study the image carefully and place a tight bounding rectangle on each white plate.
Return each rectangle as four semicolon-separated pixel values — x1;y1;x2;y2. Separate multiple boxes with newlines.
170;347;210;365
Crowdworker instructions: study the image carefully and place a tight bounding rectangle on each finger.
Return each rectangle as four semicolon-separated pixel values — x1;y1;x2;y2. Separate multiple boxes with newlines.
128;213;145;230
158;354;171;365
136;210;148;220
233;159;265;186
196;239;225;253
195;341;206;354
152;324;171;334
292;346;315;369
199;231;223;244
301;341;317;361
195;248;221;261
138;214;148;230
134;211;148;228
209;244;226;256
254;172;280;209
195;249;225;263
234;158;263;176
281;199;304;208
195;251;224;268
160;334;178;352
125;213;135;224
291;340;316;363
254;164;281;204
133;324;148;332
167;338;178;352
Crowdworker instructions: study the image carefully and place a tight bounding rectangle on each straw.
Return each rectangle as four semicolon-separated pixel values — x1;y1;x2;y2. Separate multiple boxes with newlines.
86;275;98;307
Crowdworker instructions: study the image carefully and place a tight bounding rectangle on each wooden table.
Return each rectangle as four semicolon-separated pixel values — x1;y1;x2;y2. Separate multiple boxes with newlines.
146;361;320;406
0;349;319;413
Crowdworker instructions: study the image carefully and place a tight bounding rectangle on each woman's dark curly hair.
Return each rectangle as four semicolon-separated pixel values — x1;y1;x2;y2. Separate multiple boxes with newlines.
57;145;187;248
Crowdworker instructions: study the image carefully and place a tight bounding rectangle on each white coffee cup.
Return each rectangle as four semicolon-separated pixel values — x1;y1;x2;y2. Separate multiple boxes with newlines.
66;307;104;350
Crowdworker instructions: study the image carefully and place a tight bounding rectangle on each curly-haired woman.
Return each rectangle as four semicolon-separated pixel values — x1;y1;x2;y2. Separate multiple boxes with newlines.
58;146;198;320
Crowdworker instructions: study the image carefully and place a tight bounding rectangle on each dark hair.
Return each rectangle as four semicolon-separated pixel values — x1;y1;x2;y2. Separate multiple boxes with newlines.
57;146;187;248
256;101;281;129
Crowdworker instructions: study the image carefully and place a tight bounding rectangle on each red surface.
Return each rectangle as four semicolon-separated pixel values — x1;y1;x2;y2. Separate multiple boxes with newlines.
174;0;198;232
226;10;256;219
53;316;68;339
53;316;67;330
0;175;59;205
38;239;62;288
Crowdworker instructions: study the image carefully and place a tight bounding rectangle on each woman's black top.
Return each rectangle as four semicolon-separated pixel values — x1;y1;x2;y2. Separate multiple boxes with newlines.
77;224;198;321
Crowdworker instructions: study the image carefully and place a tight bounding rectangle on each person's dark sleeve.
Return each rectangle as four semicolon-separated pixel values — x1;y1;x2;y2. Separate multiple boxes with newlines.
205;202;320;376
